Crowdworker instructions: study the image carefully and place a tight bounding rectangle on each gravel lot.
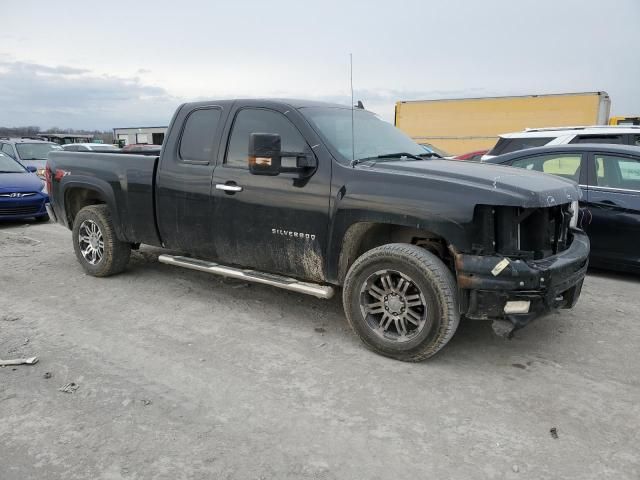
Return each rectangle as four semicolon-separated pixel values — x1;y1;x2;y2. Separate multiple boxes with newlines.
1;221;639;479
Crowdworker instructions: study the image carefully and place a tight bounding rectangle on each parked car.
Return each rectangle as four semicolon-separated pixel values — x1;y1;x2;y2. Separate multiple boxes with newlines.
0;137;62;177
454;149;489;161
62;143;121;152
482;125;640;160
485;143;640;273
0;152;49;222
46;99;588;361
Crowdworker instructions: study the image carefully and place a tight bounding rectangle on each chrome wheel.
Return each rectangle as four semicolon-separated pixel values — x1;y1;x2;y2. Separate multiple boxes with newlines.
359;269;429;342
78;219;104;265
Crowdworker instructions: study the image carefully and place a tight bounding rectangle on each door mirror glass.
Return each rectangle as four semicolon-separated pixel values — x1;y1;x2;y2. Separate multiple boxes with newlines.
248;133;282;176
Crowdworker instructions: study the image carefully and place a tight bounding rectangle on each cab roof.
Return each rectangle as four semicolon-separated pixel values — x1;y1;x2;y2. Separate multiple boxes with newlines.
181;98;352;110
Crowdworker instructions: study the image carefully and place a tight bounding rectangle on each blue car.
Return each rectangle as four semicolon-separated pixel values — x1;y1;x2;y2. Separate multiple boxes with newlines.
0;152;49;222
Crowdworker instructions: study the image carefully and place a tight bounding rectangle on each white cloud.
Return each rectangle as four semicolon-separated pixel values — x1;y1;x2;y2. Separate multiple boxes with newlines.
0;60;178;129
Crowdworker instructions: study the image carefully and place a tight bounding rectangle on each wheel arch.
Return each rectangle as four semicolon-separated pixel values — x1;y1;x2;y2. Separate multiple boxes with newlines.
61;179;125;240
335;222;454;285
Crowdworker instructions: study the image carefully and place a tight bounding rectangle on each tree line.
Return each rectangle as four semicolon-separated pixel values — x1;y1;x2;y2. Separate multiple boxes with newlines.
0;126;113;143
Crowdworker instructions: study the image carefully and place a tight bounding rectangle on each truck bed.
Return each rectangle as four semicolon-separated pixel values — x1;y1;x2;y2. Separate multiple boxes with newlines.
47;151;161;246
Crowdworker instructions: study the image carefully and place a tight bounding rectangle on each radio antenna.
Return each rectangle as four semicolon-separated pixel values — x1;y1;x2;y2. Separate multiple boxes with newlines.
350;53;355;165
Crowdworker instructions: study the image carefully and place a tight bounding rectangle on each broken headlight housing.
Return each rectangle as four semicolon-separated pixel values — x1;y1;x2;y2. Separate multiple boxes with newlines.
473;203;574;260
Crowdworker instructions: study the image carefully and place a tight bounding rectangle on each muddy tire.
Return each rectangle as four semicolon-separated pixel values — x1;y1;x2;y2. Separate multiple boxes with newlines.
72;205;131;277
343;243;459;362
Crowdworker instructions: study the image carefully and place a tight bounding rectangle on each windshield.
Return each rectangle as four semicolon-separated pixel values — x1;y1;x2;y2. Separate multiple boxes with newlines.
0;152;26;173
16;142;62;160
301;107;426;163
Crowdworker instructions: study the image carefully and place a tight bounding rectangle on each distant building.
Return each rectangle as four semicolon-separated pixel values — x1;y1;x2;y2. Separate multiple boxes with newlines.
113;126;167;146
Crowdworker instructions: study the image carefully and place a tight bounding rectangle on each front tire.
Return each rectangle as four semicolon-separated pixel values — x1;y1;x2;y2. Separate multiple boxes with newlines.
72;205;131;277
343;244;459;362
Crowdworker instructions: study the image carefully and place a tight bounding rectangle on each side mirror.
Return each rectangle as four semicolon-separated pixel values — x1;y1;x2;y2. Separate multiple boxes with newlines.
26;166;38;173
248;132;318;177
249;133;282;176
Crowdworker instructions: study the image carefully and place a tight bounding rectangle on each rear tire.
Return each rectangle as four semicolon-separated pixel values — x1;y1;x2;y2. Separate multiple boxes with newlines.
72;205;131;277
343;243;459;362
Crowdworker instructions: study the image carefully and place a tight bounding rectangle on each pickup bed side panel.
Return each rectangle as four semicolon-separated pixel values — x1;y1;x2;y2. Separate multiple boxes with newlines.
48;151;161;246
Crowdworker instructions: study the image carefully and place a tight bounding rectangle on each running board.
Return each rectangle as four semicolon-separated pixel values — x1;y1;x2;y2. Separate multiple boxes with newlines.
158;254;335;299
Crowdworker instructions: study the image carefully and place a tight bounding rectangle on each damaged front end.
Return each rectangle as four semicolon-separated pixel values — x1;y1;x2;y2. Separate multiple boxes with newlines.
453;203;589;337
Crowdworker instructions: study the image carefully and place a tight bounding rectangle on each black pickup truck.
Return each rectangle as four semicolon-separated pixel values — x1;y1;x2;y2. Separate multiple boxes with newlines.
46;99;589;361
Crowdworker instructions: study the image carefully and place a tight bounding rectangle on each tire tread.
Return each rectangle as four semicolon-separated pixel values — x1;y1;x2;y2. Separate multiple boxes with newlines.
343;243;459;362
72;204;130;277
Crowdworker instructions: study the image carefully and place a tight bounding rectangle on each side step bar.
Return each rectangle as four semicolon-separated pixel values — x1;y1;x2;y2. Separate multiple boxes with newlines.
158;254;335;299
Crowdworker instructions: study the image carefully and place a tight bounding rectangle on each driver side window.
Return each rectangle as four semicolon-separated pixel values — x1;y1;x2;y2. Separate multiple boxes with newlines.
225;109;307;169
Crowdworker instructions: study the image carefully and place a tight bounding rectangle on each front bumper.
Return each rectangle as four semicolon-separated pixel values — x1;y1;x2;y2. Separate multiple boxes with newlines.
0;195;48;221
454;229;589;331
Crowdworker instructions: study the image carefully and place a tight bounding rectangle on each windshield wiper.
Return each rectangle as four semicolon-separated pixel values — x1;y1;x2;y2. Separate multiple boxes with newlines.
418;152;442;158
0;170;20;173
20;157;46;160
352;152;425;167
375;152;425;161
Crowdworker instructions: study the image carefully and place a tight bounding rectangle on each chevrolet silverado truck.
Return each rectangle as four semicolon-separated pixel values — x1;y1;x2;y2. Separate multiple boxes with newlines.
46;99;589;361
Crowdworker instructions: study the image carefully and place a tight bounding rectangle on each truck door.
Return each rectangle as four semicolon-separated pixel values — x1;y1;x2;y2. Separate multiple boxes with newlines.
211;105;330;282
156;105;226;257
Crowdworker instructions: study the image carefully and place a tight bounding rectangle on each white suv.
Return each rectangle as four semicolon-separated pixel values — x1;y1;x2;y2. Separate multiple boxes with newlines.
482;125;640;160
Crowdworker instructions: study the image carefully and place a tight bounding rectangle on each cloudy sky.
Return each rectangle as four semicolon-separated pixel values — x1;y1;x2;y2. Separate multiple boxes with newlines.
1;0;638;130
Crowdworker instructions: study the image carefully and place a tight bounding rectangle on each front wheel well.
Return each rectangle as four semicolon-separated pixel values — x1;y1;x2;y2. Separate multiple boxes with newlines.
64;187;106;227
338;223;452;283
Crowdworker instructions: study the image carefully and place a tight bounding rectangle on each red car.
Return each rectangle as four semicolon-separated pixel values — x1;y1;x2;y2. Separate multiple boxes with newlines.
454;149;489;161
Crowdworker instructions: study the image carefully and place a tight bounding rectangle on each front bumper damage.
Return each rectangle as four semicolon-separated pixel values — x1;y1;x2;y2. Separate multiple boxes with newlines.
453;229;589;337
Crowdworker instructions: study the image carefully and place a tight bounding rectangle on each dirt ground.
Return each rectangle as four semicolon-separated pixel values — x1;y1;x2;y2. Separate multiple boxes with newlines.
1;221;639;479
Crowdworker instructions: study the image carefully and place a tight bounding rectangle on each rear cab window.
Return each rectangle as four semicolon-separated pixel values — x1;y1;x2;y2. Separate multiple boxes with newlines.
179;108;222;163
488;137;554;156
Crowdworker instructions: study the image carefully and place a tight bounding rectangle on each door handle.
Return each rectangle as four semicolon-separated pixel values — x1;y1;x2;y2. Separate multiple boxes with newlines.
215;183;243;193
597;199;617;207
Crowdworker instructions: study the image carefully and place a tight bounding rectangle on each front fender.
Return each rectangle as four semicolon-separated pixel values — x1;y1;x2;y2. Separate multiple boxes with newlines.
326;209;470;284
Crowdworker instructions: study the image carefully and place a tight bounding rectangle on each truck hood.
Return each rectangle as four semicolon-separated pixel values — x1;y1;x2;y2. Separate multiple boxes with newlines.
0;172;44;192
361;159;581;208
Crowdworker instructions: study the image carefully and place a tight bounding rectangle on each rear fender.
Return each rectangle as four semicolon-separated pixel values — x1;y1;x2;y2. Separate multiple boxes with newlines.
61;177;125;240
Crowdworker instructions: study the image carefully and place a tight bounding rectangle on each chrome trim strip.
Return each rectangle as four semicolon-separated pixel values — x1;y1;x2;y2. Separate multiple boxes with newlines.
580;185;640;194
158;254;335;299
0;192;36;197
